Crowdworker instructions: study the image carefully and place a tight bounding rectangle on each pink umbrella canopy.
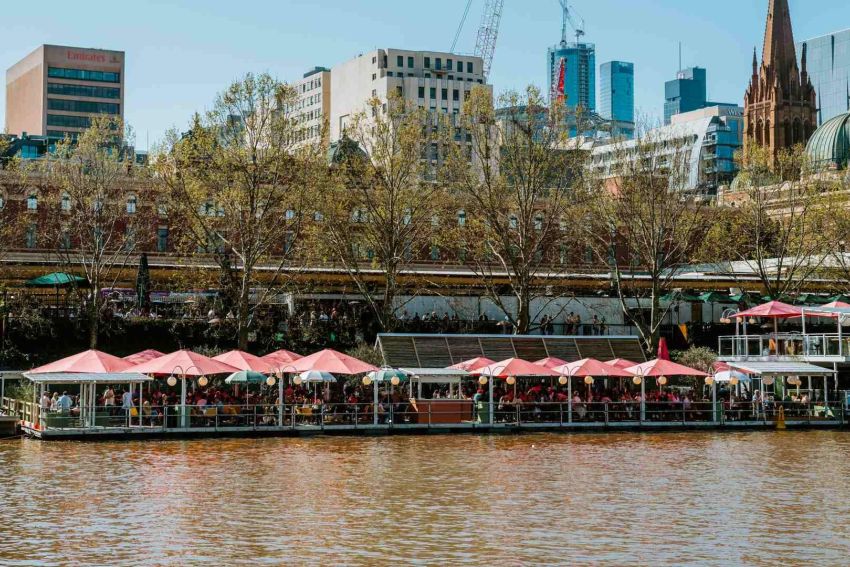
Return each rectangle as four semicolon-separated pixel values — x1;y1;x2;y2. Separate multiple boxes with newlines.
554;358;635;378
474;358;559;378
213;350;275;373
262;349;304;367
823;301;850;309
533;357;568;370
291;349;378;375
625;359;709;378
30;349;134;374
124;349;239;376
122;349;166;365
606;358;639;370
448;357;495;372
733;301;802;319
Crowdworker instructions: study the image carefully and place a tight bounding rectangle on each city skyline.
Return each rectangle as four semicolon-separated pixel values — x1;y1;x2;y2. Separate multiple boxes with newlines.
0;0;844;147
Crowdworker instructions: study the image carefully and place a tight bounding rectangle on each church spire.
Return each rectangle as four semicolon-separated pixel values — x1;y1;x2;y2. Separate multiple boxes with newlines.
761;0;798;85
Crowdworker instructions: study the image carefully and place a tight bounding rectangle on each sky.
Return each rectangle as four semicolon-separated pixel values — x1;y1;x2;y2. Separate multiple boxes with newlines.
0;0;845;148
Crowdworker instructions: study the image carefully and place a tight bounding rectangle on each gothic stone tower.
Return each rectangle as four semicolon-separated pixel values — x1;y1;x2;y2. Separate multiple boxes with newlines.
743;0;817;161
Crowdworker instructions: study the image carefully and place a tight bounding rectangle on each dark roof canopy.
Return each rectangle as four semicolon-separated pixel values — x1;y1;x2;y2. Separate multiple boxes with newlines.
376;334;646;369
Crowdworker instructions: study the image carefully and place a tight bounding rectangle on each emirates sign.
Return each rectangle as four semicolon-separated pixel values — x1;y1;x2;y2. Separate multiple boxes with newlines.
66;50;107;63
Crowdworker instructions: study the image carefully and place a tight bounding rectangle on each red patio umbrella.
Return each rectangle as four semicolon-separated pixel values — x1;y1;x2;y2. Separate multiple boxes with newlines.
474;358;559;378
122;349;165;365
606;358;639;370
448;357;495;372
657;337;670;361
124;349;239;376
733;301;802;319
213;350;275;373
291;349;378;375
30;349;134;374
554;358;636;378
625;359;709;378
262;349;303;367
533;357;568;370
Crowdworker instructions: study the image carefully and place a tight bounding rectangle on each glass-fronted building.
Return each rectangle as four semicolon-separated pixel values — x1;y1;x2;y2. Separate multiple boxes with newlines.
798;29;850;126
664;67;707;125
599;61;634;124
548;42;596;113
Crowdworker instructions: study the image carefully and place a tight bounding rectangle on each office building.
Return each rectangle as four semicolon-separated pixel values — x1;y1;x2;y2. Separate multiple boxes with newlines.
798;29;850;126
289;67;330;148
590;104;744;195
329;49;489;142
599;61;634;126
5;44;124;139
743;0;817;161
664;67;707;124
548;43;596;112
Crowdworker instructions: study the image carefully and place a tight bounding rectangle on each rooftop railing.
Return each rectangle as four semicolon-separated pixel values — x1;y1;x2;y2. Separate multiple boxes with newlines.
718;333;850;359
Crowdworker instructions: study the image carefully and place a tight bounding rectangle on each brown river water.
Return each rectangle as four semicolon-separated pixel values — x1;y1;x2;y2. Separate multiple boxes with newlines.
1;430;850;566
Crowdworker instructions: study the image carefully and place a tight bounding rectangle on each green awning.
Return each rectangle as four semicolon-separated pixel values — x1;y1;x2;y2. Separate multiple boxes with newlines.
794;293;830;305
661;291;702;302
698;292;738;304
24;272;88;288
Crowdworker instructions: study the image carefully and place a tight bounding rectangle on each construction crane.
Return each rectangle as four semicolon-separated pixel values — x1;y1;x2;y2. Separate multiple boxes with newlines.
451;0;504;79
559;0;585;47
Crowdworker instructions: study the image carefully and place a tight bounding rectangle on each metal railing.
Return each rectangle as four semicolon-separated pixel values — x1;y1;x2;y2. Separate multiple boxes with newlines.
718;333;850;359
20;398;847;432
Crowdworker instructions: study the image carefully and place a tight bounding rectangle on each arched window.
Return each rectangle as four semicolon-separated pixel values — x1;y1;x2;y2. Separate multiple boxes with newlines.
126;195;137;214
756;120;764;146
764;119;771;147
457;209;466;226
61;193;71;212
784;121;792;146
27;193;38;210
793;119;802;145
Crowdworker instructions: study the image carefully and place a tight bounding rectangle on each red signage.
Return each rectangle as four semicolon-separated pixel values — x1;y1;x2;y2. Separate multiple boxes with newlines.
67;50;107;63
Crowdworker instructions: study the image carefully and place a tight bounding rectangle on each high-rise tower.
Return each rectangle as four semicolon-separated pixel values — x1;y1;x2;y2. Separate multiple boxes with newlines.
743;0;817;161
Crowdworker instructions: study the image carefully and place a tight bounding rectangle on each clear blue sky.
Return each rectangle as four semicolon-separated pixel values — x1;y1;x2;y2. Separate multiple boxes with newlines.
0;0;843;148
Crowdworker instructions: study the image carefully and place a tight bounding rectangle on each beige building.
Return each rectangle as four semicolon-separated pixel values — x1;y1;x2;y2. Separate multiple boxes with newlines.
329;49;489;141
6;44;124;139
289;67;330;148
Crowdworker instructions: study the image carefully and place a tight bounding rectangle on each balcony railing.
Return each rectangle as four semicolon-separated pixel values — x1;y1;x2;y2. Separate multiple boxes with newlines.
718;333;850;359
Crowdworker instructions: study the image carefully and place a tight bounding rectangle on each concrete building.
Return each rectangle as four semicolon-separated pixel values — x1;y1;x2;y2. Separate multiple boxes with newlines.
599;61;634;137
798;29;850;126
329;49;488;142
289;67;330;148
548;42;595;112
5;44;124;139
590;104;744;195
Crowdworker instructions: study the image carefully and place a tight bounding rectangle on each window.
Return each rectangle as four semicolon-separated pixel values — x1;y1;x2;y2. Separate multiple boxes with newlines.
372;73;377;81
47;82;120;99
435;58;442;70
61;193;71;211
403;209;412;225
467;61;473;73
313;211;324;222
509;215;518;229
430;245;440;260
60;230;71;250
26;224;37;249
418;86;425;98
157;202;168;217
27;193;37;210
457;210;466;226
447;59;453;71
47;67;120;83
453;89;460;102
0;195;4;209
126;195;137;214
456;60;463;73
397;55;403;67
285;210;295;220
47;114;91;129
386;71;393;77
534;214;543;231
430;87;436;99
424;57;431;68
441;88;448;100
157;227;169;252
47;99;119;114
396;86;403;96
352;208;366;223
372;56;377;64
407;56;414;68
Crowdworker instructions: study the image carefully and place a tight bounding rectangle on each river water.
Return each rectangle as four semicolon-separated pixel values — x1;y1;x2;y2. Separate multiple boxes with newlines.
1;431;849;565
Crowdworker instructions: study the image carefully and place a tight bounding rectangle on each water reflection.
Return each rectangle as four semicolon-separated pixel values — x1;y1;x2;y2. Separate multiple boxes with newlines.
1;431;849;565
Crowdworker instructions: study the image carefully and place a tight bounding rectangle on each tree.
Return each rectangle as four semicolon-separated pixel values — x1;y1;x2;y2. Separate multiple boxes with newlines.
444;86;585;334
310;94;451;331
30;116;148;348
581;127;708;354
700;144;836;299
155;73;315;349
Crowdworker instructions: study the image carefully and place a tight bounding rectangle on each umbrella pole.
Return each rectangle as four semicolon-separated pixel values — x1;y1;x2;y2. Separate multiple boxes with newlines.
373;379;378;425
278;376;284;427
180;376;187;428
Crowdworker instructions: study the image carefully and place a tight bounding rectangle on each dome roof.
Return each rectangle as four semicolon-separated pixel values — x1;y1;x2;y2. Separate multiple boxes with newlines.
806;111;850;170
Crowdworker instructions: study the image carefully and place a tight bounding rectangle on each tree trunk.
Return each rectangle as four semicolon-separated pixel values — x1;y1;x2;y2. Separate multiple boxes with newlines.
516;289;531;335
237;282;250;350
88;292;99;349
